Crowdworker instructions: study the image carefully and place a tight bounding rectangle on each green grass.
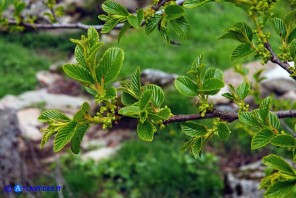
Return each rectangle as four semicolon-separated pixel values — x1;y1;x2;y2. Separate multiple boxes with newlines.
0;38;50;98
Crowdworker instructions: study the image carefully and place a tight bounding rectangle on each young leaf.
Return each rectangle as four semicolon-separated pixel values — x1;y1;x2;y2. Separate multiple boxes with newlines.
149;107;171;121
217;122;231;140
191;138;202;158
159;26;170;43
284;10;296;31
63;64;94;84
139;91;152;110
143;84;164;108
105;87;117;100
101;18;120;34
270;18;287;38
251;129;274;150
74;45;87;68
40;128;57;148
203;68;223;81
164;5;185;21
140;110;148;123
137;121;155;141
181;122;207;137
200;78;224;95
118;106;141;117
231;43;254;62
102;0;129;16
183;0;215;8
145;14;162;35
131;67;141;97
267;112;280;130
236;82;250;100
290;39;296;59
39;110;71;122
170;16;190;39
137;9;144;26
71;123;89;154
287;28;296;43
174;76;199;96
118;21;130;42
265;180;296;198
54;121;77;152
127;14;139;28
96;47;124;83
87;27;100;47
121;92;138;106
222;93;236;100
0;0;5;11
259;96;272;121
238;111;263;128
271;134;296;147
263;154;295;176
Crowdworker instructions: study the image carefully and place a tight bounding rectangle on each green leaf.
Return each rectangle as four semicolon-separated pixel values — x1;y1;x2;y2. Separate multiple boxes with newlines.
203;68;223;81
259;96;272;121
270;18;287;38
145;14;161;35
105;87;117;100
131;67;141;96
118;106;141;117
87;27;100;46
236;83;250;100
96;47;124;83
238;111;263;128
118;21;130;42
265;180;296;198
74;45;87;68
170;16;190;39
40;128;57;148
183;0;214;8
164;5;185;21
271;135;296;147
290;39;296;59
98;14;109;21
191;138;202;158
39;110;70;122
102;0;128;16
267;112;280;130
263;154;295;176
143;84;165;108
137;9;144;26
73;102;90;122
175;76;199;97
284;10;296;31
63;64;94;84
220;22;253;43
139;110;148;123
251;129;274;150
217;122;231;140
101;18;120;34
287;28;296;43
200;78;224;95
139;91;152;110
222;93;236;100
121;92;137;106
231;43;254;61
54;121;77;152
149;107;171;121
159;26;170;43
127;14;139;28
71;123;89;154
137;121;155;141
181;122;207;137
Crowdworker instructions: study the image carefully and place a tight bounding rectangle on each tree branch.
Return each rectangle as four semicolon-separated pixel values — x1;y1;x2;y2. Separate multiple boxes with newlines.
163;109;296;124
264;42;296;81
5;0;186;31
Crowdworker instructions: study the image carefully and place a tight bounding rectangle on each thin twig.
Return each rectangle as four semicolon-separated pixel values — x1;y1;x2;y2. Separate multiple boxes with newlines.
164;109;296;124
264;42;296;81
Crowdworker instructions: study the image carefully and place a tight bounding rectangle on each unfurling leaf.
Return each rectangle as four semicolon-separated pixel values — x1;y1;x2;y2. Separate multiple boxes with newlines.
236;83;250;100
251;129;274;150
143;84;165;108
96;47;124;83
137;121;155;141
174;76;199;96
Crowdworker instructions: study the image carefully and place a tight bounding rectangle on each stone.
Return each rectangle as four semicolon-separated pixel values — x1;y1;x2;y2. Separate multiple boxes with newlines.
17;108;43;141
261;62;296;94
82;147;118;161
0;89;90;114
0;109;23;186
36;71;63;88
141;69;177;87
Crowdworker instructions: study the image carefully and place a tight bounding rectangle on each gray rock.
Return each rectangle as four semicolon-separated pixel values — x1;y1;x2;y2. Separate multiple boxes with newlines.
0;89;90;114
82;147;118;161
0;109;23;187
141;69;177;87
